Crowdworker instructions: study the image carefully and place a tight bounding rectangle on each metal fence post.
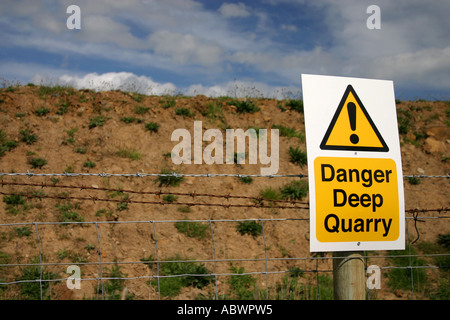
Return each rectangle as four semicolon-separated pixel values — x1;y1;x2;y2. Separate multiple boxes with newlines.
333;251;365;300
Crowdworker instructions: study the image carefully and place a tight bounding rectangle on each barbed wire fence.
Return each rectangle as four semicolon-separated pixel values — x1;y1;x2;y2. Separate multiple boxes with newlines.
0;171;448;300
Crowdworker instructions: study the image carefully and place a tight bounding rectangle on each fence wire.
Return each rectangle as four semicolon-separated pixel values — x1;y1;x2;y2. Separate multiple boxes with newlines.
0;172;448;300
0;171;448;179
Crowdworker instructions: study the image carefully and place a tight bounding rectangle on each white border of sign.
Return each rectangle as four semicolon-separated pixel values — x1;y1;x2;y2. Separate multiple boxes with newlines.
302;74;405;252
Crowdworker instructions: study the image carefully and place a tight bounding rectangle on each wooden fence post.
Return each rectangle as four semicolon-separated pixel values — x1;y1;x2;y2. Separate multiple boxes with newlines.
333;251;365;300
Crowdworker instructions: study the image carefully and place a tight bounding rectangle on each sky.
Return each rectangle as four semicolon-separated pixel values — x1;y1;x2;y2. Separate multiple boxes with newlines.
0;0;449;100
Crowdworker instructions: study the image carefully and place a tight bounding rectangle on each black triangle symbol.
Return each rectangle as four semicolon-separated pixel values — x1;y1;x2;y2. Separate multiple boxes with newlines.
320;85;389;152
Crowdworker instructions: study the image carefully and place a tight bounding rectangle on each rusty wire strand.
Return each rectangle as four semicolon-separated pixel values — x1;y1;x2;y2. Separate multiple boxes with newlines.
0;181;309;205
0;191;309;210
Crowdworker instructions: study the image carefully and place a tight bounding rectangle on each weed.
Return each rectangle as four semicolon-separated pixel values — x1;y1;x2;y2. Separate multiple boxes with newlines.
145;122;160;133
407;176;421;185
56;249;68;260
238;176;253;184
19;128;37;144
5;86;16;93
418;234;450;279
96;208;113;218
2;140;18;151
163;194;178;203
397;109;412;134
274;274;333;300
175;107;195;118
64;166;74;173
3;194;26;206
228;99;260;114
117;201;129;212
98;264;134;300
437;233;450;248
83;159;96;168
277;103;287;112
228;266;257;300
288;146;307;167
56;101;70;115
236;221;262;237
146;255;213;297
63;127;77;144
85;244;95;252
162;152;172;159
112;191;129;211
38;85;75;99
386;245;427;292
154;169;184;187
202;101;224;122
280;180;308;200
28;157;47;169
120;117;142;124
14;226;31;237
3;194;29;215
134;106;150;114
57;202;84;223
79;94;88;103
175;220;209;239
429;278;450;300
160;97;176;109
272;124;304;142
18;257;55;300
260;187;281;202
74;147;87;154
0;132;18;156
131;93;144;102
116;149;142;160
88;115;109;129
34;107;50;116
66;128;78;138
285;99;304;113
177;206;191;213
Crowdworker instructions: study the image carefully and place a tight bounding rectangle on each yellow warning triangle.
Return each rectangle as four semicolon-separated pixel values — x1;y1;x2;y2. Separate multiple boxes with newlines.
320;85;389;152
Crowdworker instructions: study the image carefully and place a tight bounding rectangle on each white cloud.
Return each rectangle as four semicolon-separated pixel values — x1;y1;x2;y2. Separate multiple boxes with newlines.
281;24;297;32
219;2;251;18
52;72;177;95
185;80;300;99
365;46;450;90
148;30;224;67
29;71;299;99
79;15;144;49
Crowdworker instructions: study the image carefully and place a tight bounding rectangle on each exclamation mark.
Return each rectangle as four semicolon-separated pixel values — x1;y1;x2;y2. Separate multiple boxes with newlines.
347;102;359;144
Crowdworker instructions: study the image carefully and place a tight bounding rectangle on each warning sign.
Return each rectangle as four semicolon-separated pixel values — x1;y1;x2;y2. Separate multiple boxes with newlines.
315;157;399;242
320;85;389;152
301;74;405;252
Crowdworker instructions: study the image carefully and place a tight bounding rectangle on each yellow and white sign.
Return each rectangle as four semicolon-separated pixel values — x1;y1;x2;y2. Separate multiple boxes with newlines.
302;74;405;252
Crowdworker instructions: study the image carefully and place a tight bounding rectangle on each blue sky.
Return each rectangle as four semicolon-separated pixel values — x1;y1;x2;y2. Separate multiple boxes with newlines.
0;0;449;100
